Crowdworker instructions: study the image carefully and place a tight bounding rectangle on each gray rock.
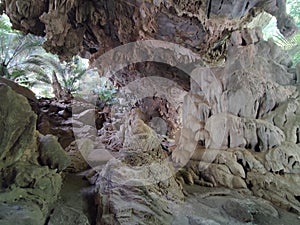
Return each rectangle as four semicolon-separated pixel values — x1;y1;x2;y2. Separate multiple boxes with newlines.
0;202;44;225
0;84;37;169
265;142;300;174
38;134;71;172
96;115;184;225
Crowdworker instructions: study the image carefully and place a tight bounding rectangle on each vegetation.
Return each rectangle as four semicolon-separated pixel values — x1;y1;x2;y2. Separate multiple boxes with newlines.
76;72;117;106
288;0;300;28
262;0;300;66
0;14;116;104
0;14;43;81
22;54;89;96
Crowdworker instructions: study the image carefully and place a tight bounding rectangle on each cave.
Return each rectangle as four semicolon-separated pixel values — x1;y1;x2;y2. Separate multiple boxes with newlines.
1;0;300;224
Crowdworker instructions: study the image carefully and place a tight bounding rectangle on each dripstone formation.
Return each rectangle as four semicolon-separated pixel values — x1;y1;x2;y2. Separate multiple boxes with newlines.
1;0;300;224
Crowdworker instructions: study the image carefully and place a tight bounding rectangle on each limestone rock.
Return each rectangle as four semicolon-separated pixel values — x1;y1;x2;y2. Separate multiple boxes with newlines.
264;99;300;144
96;113;184;224
222;199;253;222
1;163;62;205
205;113;285;151
264;142;300;174
234;149;266;173
199;163;247;189
296;61;300;83
0;83;66;224
247;172;300;214
37;98;75;148
3;0;300;222
74;109;96;127
0;202;44;225
37;98;106;148
64;140;90;173
0;83;37;169
3;0;297;60
0;77;37;103
38;134;70;172
171;186;297;225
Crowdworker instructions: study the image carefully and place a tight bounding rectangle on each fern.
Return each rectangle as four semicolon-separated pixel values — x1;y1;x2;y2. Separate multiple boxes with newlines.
273;31;300;65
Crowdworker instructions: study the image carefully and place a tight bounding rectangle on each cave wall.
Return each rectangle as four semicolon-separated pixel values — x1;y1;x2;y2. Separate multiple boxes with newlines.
2;0;300;223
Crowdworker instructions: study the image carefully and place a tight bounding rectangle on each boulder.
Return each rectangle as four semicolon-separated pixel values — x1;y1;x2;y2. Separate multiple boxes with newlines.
0;83;67;224
0;83;37;168
38;134;70;172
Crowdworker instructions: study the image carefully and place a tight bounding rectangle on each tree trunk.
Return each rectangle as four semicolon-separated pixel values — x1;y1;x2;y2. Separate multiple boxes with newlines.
51;71;68;100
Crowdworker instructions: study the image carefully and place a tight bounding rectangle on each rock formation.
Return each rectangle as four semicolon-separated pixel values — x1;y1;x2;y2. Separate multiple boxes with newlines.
0;83;70;224
2;0;300;224
95;110;184;224
1;0;298;61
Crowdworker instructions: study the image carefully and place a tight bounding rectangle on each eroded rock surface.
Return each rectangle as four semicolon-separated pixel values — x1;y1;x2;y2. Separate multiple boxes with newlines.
0;83;69;224
2;0;297;61
171;28;300;215
95;110;184;224
2;0;300;224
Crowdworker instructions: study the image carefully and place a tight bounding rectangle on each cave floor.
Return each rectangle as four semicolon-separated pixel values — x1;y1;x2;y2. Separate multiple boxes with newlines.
46;173;97;225
46;172;300;225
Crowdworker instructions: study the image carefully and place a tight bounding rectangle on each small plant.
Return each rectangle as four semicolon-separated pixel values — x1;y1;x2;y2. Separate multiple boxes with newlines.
76;72;117;106
97;82;117;105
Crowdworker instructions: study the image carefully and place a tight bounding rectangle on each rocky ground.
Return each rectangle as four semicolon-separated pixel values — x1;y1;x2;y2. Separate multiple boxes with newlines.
1;75;300;224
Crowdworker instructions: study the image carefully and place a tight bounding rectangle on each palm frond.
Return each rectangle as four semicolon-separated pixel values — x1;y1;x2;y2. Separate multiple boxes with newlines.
23;65;52;84
272;31;300;65
28;54;65;76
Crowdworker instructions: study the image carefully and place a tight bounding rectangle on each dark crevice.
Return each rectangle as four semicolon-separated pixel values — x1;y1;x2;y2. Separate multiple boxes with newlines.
254;143;260;152
247;180;253;190
275;169;284;175
208;110;212;118
245;143;252;149
241;37;247;46
255;100;261;119
283;115;288;126
292;161;298;168
295;196;300;202
227;135;231;148
271;102;279;112
219;0;224;10
237;109;241;117
296;127;300;144
289;207;299;213
198;139;205;147
44;208;55;225
245;1;250;10
237;159;251;174
206;0;213;19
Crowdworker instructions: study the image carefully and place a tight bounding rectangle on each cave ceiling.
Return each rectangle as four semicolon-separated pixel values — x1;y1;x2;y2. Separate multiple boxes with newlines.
1;0;298;62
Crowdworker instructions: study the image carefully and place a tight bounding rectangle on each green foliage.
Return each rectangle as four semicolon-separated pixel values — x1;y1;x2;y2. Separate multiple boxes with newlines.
0;16;13;34
272;32;300;65
76;73;117;106
0;14;44;80
22;54;90;94
288;0;300;28
97;83;117;105
0;13;117;103
262;0;300;66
